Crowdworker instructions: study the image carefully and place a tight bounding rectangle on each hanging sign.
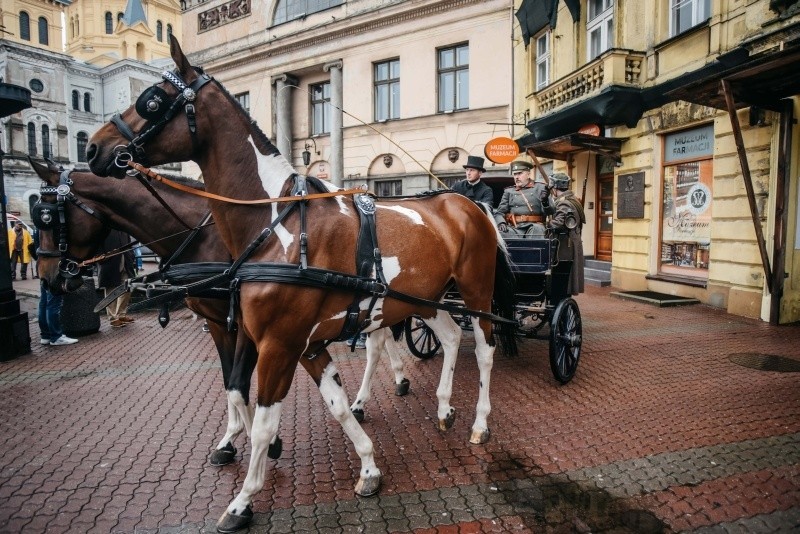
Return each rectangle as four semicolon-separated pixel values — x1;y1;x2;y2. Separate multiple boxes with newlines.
484;137;520;164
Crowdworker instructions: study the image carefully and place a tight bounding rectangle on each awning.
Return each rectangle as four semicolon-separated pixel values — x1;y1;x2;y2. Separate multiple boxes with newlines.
665;43;800;111
515;0;558;47
522;133;626;161
0;83;31;118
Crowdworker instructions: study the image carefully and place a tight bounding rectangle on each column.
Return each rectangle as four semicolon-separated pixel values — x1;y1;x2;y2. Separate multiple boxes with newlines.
324;60;343;187
271;74;297;161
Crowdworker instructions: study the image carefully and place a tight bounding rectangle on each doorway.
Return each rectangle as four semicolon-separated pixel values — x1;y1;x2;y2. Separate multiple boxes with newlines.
595;173;613;261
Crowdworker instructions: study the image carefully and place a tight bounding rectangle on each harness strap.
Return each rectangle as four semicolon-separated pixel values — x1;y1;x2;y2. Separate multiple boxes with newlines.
128;162;365;205
129;169;194;229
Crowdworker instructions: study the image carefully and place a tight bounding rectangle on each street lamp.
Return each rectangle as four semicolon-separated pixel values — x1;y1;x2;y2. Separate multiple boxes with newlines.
0;81;32;360
302;137;319;167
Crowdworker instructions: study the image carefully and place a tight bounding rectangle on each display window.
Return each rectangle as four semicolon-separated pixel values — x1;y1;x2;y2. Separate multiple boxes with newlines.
660;125;714;278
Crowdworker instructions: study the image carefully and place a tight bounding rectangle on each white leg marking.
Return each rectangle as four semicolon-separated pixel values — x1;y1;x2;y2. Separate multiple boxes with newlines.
216;390;247;449
424;311;462;425
350;329;389;412
227;403;282;515
318;363;380;484
470;316;496;439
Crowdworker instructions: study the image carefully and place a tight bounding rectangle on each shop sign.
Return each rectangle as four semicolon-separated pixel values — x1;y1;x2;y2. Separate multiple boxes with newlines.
664;124;714;163
578;124;601;136
484;137;519;164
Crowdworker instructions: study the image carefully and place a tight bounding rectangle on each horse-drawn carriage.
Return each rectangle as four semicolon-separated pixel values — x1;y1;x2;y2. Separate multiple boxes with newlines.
404;232;582;384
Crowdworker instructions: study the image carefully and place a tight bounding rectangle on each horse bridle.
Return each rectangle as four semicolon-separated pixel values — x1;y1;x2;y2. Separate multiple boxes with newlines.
34;169;108;278
110;68;212;169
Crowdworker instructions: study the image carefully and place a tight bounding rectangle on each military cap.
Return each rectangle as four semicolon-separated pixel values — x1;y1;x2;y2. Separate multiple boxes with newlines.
550;172;572;190
510;160;534;173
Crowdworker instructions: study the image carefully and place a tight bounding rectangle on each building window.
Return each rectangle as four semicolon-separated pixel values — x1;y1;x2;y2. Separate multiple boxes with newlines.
27;123;36;155
374;59;399;122
671;0;710;36
105;12;113;34
375;180;402;197
157;21;163;42
38;17;48;45
84;93;91;113
310;82;331;136
438;44;469;113
273;0;344;25
19;11;30;41
76;132;88;162
42;125;50;159
587;0;614;60
72;90;80;110
535;31;550;91
234;92;250;114
660;124;714;278
29;79;44;93
167;24;173;41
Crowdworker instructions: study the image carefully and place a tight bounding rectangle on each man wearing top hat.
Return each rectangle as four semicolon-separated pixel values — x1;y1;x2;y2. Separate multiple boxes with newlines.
451;155;494;204
494;159;547;237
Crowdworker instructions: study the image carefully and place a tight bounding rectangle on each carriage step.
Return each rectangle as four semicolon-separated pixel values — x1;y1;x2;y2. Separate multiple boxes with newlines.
584;259;611;287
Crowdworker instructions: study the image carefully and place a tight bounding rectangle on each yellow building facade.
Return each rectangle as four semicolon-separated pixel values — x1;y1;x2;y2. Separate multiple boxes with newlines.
0;0;66;53
514;0;800;323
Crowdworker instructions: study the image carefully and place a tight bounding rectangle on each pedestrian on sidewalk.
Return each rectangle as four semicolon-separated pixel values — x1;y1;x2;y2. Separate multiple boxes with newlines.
8;221;32;280
34;230;77;346
98;230;136;328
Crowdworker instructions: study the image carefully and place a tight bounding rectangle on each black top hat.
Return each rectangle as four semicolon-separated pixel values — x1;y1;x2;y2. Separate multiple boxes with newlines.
463;155;486;172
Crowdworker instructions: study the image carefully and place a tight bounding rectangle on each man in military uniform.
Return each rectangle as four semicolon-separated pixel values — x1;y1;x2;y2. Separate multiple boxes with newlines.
541;172;586;294
495;160;547;236
452;155;494;204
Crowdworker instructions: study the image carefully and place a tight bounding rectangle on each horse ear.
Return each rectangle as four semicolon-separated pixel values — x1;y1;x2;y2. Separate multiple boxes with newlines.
28;157;57;184
169;35;192;76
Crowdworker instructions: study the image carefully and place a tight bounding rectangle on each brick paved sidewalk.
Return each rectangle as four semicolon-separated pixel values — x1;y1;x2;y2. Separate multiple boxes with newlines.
0;286;798;533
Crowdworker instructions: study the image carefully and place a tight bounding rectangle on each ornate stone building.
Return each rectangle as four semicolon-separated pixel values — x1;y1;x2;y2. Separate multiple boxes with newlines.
0;0;181;223
178;0;514;194
513;0;800;323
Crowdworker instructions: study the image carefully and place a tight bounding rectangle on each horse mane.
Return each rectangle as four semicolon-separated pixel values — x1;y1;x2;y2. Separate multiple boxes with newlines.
211;78;280;157
151;172;206;191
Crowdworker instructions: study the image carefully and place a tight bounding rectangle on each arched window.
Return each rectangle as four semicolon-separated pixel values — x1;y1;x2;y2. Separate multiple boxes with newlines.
76;15;79;36
77;132;88;162
27;122;36;155
70;18;74;38
117;12;124;22
105;12;113;34
83;93;91;113
42;125;50;159
38;17;48;45
167;24;173;42
156;21;163;42
71;90;80;110
19;11;30;40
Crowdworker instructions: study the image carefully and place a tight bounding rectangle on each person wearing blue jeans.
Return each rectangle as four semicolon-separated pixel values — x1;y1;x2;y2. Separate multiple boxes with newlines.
38;281;78;346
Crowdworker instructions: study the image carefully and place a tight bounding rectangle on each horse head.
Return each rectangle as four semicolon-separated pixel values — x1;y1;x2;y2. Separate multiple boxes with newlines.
30;158;109;295
87;37;220;178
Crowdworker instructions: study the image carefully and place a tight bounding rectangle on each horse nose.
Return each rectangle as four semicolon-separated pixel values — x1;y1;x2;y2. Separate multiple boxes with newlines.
86;143;97;163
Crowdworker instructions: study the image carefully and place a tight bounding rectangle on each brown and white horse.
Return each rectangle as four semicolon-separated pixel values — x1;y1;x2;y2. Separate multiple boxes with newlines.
86;38;516;532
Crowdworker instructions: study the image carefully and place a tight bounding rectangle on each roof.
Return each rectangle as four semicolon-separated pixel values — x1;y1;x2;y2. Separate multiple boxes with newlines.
121;0;148;27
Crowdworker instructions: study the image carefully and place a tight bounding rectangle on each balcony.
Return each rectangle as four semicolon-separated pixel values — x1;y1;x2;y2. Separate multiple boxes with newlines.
532;48;646;117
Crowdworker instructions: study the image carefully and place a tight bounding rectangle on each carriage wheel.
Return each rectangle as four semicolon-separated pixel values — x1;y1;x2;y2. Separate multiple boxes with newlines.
404;316;441;359
549;298;582;384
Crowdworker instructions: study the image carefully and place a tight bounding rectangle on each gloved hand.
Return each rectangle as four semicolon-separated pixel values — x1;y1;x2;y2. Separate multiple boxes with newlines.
539;187;551;206
498;222;508;232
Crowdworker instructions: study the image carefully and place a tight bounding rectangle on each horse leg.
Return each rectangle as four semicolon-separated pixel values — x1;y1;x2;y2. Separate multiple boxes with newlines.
349;329;388;422
386;332;410;396
468;316;496;444
423;311;462;431
218;346;381;533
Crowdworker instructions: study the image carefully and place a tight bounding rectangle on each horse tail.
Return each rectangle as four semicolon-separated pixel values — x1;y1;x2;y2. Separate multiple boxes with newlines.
493;245;518;357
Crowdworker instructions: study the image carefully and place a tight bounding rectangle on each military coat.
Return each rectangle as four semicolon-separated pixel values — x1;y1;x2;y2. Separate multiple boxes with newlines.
494;182;547;236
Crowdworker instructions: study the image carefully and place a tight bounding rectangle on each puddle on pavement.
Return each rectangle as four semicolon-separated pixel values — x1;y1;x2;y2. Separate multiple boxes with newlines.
486;450;667;533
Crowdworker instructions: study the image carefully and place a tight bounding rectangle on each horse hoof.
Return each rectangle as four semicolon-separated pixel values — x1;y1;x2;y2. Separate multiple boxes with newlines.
217;506;253;533
268;436;283;460
470;428;491;444
395;378;410;396
355;474;381;497
438;409;456;431
352;408;365;423
209;443;237;466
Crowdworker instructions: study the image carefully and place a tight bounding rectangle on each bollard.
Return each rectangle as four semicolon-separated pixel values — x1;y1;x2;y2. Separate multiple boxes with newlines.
61;277;101;337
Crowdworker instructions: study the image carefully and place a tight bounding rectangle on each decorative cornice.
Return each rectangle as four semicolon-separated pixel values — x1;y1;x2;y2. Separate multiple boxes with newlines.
196;0;491;72
323;60;343;72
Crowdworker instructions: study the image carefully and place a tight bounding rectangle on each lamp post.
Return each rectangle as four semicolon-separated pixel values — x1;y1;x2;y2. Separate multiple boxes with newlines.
0;81;32;360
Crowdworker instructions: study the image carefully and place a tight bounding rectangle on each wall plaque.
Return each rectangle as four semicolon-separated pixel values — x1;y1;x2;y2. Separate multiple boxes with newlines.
617;172;645;219
198;0;251;34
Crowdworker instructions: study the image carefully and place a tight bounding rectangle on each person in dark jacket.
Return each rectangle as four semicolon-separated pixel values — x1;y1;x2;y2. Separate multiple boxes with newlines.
495;160;547;237
451;155;494;204
97;230;136;328
541;172;585;295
